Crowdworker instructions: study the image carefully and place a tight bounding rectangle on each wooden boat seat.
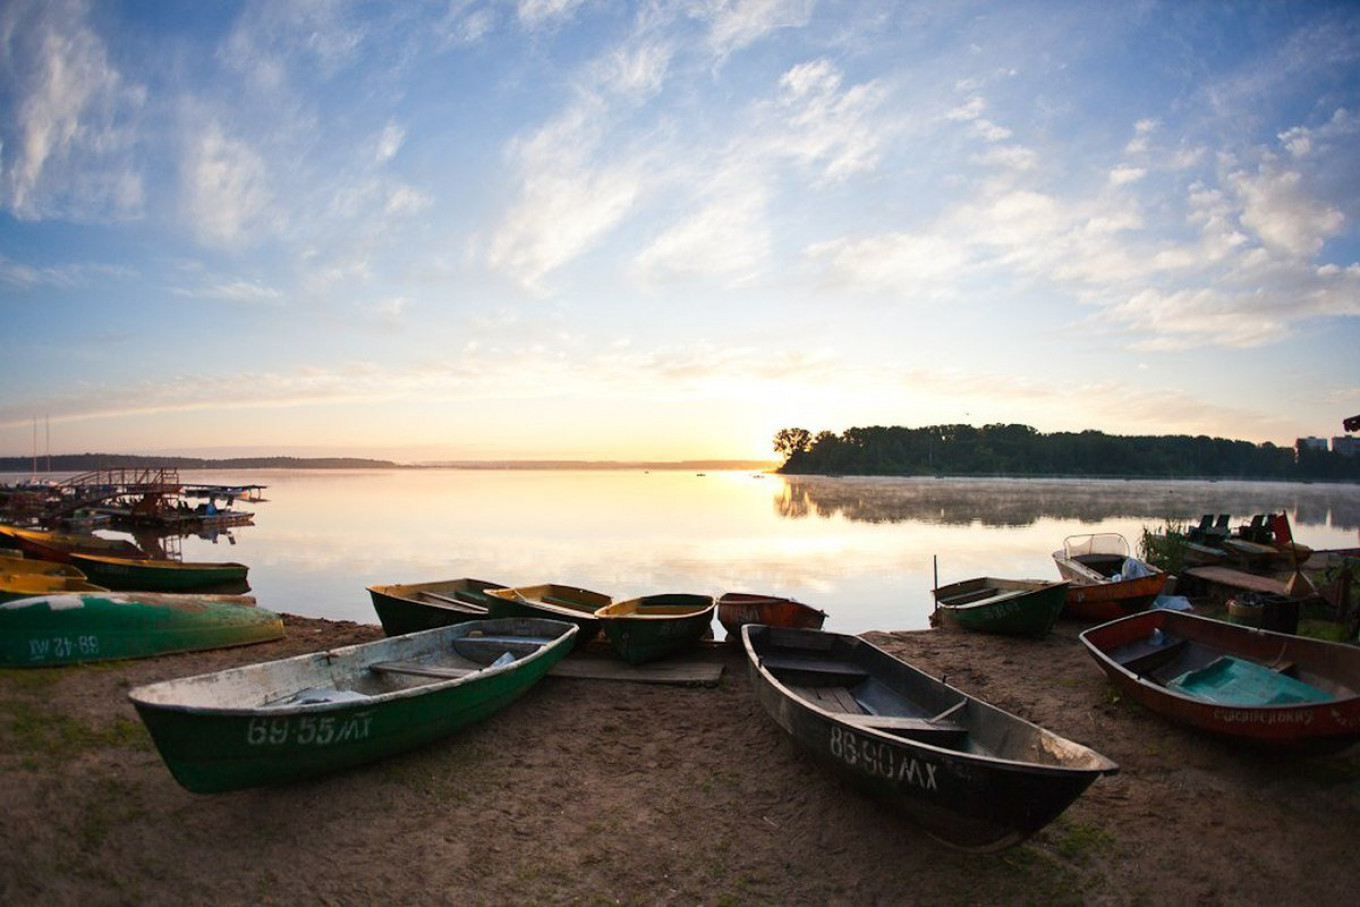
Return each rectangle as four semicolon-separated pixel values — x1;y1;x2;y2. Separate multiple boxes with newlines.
1111;635;1189;674
461;635;555;647
842;713;968;745
759;654;870;685
370;661;478;680
937;586;1000;605
417;590;491;610
263;686;371;707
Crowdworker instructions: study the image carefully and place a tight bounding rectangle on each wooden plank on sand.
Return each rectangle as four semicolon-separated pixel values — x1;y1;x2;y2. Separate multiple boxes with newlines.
549;656;723;686
1184;566;1287;596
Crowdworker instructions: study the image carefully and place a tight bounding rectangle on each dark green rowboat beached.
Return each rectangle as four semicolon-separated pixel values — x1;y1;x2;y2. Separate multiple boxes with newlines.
129;617;576;793
366;577;504;635
595;593;716;664
931;577;1069;638
485;583;610;646
69;553;249;592
743;624;1118;851
0;592;279;667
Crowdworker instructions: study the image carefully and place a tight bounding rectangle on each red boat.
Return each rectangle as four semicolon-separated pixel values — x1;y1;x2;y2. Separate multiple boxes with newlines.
716;592;827;641
1052;533;1167;621
1080;610;1360;754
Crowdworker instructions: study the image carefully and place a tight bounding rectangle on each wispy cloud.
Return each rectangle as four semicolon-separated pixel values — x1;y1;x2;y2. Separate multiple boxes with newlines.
0;0;145;222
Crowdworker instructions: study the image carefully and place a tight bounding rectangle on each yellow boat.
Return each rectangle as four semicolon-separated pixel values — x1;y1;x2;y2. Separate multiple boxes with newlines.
0;551;88;579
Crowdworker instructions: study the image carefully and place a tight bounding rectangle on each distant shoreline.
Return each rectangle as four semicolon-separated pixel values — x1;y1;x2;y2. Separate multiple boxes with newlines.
0;454;779;473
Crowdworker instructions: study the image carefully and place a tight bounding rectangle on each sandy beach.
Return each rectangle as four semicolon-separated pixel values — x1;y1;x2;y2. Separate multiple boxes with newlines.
2;612;1357;906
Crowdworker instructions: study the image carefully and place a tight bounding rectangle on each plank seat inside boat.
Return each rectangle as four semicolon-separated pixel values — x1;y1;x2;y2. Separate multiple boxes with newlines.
937;586;1000;605
841;713;968;744
1110;634;1189;674
263;686;372;707
417;590;491;609
759;653;870;685
369;661;479;679
948;587;1029;608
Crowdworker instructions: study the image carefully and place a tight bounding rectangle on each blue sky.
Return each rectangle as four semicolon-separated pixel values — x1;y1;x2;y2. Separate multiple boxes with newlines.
2;0;1358;463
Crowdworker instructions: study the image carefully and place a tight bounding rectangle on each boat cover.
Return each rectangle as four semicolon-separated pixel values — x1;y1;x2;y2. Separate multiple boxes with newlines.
1166;656;1332;706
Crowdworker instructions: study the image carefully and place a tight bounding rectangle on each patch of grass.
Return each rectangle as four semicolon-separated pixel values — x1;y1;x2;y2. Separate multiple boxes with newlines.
1;698;151;766
77;775;148;853
1052;821;1116;862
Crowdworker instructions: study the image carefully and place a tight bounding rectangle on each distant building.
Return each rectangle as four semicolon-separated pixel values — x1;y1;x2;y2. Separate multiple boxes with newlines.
1296;437;1328;457
1333;436;1360;457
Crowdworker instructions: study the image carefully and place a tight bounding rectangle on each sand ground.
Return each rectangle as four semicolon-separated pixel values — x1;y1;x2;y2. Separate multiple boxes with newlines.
2;612;1357;906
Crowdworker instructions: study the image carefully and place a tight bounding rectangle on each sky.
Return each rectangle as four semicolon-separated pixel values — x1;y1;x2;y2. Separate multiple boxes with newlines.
1;0;1358;464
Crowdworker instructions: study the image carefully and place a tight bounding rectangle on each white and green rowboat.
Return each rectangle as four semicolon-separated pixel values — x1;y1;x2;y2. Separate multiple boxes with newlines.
129;617;577;794
0;592;280;667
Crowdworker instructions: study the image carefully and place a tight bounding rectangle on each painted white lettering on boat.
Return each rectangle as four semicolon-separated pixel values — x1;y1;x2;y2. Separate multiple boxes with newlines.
27;635;99;661
246;712;373;747
827;726;938;791
1211;708;1315;726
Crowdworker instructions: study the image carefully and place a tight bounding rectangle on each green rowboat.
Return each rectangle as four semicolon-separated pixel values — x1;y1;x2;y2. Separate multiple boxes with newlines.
0;592;280;667
595;593;716;664
932;578;1069;638
485;583;610;647
68;553;250;592
366;577;505;635
129;617;577;793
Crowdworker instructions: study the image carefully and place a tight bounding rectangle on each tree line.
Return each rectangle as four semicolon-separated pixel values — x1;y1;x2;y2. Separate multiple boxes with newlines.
773;424;1360;481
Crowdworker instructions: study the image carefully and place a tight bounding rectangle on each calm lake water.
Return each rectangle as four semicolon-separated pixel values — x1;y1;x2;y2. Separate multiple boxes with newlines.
14;470;1360;635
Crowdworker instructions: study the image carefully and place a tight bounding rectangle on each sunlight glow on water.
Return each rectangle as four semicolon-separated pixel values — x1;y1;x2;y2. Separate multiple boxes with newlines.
12;470;1358;635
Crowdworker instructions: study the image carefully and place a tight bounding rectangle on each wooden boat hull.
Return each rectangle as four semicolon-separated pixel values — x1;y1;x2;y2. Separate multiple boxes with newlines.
1079;610;1360;753
595;593;716;664
0;592;279;667
716;592;827;641
0;575;108;602
743;625;1117;851
485;584;609;647
128;617;576;793
367;578;504;636
0;525;145;563
932;578;1068;638
69;553;249;592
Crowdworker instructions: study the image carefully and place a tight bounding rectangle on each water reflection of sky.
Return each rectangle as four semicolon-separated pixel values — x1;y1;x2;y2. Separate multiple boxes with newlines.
28;470;1357;637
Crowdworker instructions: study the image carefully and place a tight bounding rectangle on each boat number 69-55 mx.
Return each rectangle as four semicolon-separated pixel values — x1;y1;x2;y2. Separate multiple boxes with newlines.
245;712;374;747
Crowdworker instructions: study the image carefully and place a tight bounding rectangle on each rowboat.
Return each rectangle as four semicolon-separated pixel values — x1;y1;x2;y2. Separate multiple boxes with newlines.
743;625;1117;851
129;617;577;793
0;592;280;667
69;553;249;592
594;593;716;664
366;578;505;636
484;583;610;646
931;577;1068;638
1052;533;1167;621
1079;610;1360;754
716;592;827;641
0;524;145;563
0;552;89;578
0;574;107;603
